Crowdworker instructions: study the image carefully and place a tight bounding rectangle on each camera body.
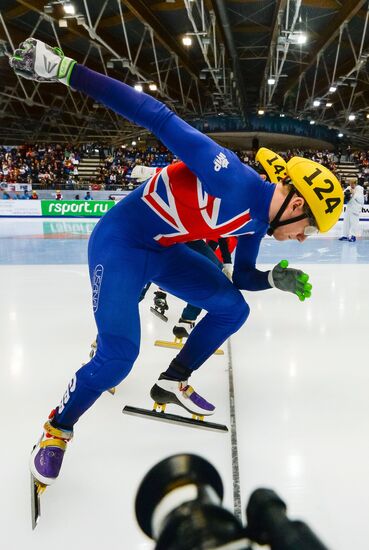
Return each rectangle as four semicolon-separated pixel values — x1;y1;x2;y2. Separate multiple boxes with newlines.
135;454;328;550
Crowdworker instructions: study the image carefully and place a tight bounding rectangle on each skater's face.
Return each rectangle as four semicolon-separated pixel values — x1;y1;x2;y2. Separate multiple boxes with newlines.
272;195;313;242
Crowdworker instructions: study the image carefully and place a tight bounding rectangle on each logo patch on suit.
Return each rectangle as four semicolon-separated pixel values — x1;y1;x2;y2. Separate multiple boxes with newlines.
92;264;104;312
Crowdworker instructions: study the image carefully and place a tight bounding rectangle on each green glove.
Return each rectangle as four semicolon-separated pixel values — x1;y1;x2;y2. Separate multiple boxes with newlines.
268;260;312;301
10;37;76;85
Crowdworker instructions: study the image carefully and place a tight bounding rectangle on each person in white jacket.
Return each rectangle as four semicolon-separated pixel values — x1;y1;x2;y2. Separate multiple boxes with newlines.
339;178;364;242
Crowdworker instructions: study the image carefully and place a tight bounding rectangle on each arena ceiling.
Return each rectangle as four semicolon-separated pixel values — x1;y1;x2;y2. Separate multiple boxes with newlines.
0;0;369;146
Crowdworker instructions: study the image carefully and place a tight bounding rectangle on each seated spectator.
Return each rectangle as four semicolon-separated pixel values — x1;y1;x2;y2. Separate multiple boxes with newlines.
84;191;93;200
19;189;30;199
30;190;38;200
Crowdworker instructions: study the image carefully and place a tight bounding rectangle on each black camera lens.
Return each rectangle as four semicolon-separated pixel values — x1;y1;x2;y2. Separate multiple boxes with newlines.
135;454;224;538
135;454;245;550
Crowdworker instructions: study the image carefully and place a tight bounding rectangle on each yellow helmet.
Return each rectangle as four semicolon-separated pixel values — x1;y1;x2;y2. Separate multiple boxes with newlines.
255;147;287;183
256;147;343;233
286;157;343;233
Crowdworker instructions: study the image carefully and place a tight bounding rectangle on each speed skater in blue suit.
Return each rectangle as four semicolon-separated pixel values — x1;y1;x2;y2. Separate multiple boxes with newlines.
9;38;344;488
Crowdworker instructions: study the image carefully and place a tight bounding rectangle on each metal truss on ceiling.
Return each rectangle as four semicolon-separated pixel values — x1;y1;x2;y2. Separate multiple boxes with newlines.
0;1;369;145
258;0;369;145
0;0;238;144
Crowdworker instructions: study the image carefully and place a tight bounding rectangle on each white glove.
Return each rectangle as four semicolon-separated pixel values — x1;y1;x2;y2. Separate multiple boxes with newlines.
222;263;233;281
10;38;76;85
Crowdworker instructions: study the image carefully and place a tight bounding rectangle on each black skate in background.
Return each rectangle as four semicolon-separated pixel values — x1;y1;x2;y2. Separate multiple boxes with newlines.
150;290;169;322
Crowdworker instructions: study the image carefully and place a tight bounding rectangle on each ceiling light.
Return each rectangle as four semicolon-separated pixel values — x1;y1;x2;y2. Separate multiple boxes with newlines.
44;4;53;14
258;109;265;115
329;86;337;92
326;102;333;107
149;83;157;91
267;77;276;85
63;2;75;15
310;120;315;125
182;36;192;46
106;61;114;69
338;133;343;137
348;114;355;121
296;32;307;45
366;113;369;119
134;84;143;92
313;100;320;107
131;141;137;146
280;113;285;117
58;19;68;27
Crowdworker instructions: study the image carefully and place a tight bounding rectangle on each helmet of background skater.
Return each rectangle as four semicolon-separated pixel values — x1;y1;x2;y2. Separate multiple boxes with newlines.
255;147;287;183
286;157;344;233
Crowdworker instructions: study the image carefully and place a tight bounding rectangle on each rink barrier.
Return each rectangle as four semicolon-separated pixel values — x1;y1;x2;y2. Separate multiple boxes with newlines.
1;200;369;221
0;199;116;218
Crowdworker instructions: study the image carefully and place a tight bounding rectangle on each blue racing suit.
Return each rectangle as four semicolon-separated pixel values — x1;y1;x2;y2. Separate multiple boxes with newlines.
53;65;275;428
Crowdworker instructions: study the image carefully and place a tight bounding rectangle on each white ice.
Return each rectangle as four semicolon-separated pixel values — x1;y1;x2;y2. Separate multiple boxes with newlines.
1;218;369;549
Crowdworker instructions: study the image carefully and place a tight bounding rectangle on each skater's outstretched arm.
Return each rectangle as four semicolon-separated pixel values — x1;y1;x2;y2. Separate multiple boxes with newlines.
10;38;251;200
69;65;247;199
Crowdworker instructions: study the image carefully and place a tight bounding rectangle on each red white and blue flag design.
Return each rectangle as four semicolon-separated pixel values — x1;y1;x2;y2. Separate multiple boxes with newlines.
141;162;253;246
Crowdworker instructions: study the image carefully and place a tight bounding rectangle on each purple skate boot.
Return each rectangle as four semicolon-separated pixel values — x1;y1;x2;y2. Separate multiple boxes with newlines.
150;375;215;418
30;410;73;488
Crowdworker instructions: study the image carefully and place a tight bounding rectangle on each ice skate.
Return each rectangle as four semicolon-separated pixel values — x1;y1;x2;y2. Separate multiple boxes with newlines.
172;317;195;340
89;339;97;358
348;235;356;242
150;375;215;418
338;236;348;241
30;411;73;528
155;323;224;355
123;375;227;432
150;290;169;322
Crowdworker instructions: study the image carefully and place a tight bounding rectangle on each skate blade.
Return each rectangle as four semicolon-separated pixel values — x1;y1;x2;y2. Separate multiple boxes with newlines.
31;473;46;530
107;387;116;395
154;339;224;355
150;307;168;322
123;405;228;432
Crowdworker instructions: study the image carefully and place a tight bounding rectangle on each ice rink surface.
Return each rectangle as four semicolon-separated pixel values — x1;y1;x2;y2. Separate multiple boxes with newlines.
1;217;369;549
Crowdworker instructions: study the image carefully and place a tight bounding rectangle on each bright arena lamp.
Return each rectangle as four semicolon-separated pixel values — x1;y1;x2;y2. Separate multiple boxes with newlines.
258;109;265;115
310;120;315;125
348;114;356;121
149;83;157;91
132;141;137;146
338;133;343;137
313;100;320;107
329;85;337;92
182;36;192;46
267;77;276;85
134;84;143;92
326;102;333;107
63;2;75;15
296;32;307;44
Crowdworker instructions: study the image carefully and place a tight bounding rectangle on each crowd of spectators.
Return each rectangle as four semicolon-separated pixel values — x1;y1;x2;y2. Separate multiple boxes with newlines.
0;144;82;188
2;142;369;203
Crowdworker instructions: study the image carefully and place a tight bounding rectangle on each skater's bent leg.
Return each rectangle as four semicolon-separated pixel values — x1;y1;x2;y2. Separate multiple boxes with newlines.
154;244;249;375
52;233;154;429
53;334;139;428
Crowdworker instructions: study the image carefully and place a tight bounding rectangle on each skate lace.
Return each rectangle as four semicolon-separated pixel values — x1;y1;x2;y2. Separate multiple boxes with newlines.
179;383;194;397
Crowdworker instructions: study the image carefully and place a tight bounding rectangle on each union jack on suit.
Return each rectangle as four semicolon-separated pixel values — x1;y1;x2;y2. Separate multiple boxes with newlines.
52;63;277;429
